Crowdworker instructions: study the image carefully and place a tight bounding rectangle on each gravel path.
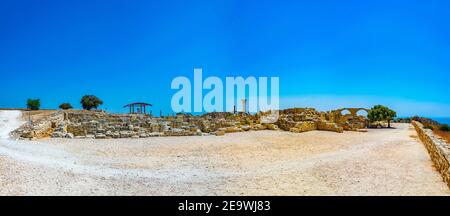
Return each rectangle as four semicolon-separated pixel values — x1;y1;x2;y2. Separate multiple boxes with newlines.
0;122;449;195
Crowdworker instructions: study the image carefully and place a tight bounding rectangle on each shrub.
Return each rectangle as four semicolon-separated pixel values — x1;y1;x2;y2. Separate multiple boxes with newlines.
26;99;41;110
59;103;73;110
439;124;450;132
80;95;103;110
423;125;434;130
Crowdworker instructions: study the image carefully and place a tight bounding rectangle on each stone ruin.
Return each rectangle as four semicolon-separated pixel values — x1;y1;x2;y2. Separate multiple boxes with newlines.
275;108;368;133
12;108;369;139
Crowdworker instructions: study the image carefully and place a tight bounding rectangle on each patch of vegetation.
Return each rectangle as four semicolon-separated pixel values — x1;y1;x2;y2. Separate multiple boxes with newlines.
26;98;41;110
423;125;434;130
80;95;103;110
59;103;73;110
439;124;450;132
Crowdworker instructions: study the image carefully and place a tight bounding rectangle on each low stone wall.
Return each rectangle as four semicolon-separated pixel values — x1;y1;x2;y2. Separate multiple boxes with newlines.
59;112;201;138
11;111;64;138
277;110;344;133
412;121;450;188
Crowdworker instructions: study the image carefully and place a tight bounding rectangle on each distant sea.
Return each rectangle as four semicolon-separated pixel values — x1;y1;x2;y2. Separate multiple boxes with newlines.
430;117;450;125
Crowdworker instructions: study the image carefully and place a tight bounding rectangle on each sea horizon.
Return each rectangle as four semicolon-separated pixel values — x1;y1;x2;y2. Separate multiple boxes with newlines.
429;117;450;125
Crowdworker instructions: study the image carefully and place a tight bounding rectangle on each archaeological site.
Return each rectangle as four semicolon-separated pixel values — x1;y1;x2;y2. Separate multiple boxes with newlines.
11;108;370;140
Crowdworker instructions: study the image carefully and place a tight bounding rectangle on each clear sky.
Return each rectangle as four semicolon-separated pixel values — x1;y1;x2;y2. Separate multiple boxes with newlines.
1;0;449;117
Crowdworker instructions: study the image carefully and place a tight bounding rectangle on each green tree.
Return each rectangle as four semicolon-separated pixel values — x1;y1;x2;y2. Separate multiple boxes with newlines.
59;103;73;110
367;105;397;128
26;99;41;110
80;95;103;110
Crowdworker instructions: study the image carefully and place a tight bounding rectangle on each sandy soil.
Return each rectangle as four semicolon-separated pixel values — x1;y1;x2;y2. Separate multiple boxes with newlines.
0;123;449;196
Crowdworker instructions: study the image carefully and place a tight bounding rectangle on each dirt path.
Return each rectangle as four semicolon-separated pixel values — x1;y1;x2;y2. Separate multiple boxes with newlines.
0;112;448;195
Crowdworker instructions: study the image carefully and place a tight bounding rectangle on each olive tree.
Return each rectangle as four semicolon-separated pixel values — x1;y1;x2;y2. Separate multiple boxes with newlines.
80;95;103;110
367;105;397;128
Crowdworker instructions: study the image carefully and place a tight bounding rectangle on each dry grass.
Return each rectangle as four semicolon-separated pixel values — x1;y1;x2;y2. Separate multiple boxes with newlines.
422;122;450;144
433;129;450;144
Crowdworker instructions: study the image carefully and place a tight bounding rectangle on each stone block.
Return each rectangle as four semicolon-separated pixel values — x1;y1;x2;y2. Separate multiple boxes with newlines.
95;133;106;139
65;133;74;139
215;130;225;136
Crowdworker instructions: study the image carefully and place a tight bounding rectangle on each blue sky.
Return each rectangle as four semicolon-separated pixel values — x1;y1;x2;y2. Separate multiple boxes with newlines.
0;0;449;117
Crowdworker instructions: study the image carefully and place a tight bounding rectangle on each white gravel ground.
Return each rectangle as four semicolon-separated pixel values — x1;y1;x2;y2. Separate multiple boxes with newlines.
0;111;449;195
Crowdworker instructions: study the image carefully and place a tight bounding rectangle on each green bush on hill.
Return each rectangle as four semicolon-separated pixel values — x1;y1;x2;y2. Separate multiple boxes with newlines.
423;125;434;130
59;103;73;110
80;95;103;110
26;99;40;110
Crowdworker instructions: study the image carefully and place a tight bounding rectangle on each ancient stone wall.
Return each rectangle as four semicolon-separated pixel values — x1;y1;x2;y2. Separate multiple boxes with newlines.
317;120;344;133
61;112;201;139
289;121;317;133
276;108;344;133
412;121;450;188
12;111;64;138
327;108;368;131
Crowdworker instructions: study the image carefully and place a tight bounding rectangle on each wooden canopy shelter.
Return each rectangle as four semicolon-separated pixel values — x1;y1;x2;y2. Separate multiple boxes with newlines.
123;102;152;114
